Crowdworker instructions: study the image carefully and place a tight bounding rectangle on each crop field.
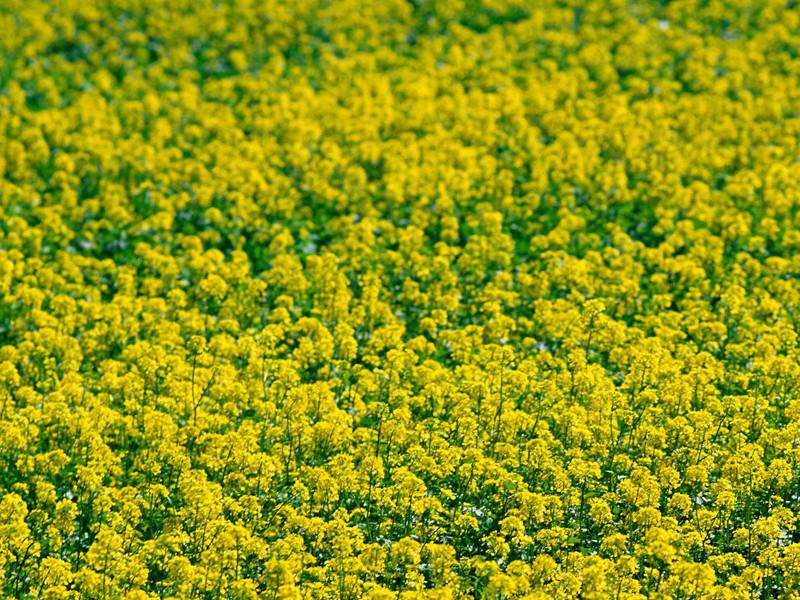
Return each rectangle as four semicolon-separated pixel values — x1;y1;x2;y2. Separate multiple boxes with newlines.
2;0;800;598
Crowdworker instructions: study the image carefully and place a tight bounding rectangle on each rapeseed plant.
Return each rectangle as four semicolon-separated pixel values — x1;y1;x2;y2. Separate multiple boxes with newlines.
3;0;800;598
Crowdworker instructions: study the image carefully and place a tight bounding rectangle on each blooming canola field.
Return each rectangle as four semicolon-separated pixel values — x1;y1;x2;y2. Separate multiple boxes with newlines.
3;0;800;598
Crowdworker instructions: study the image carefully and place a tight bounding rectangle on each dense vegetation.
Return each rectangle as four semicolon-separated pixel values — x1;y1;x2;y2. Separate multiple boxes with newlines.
3;0;800;597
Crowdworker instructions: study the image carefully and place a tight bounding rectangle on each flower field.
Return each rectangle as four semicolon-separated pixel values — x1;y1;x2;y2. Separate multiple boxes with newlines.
3;0;800;597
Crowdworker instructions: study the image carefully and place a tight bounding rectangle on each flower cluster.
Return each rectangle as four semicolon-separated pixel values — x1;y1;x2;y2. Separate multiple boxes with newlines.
3;0;800;598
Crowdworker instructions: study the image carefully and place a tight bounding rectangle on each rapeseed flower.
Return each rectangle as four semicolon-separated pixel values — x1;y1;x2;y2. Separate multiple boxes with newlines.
3;0;800;598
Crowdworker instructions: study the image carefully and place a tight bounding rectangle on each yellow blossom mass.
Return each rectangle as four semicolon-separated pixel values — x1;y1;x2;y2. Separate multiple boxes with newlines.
2;0;800;598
